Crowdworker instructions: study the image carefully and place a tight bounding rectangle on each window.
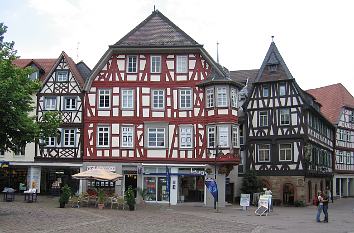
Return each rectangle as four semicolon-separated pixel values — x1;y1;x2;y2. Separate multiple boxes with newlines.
279;143;292;161
217;87;228;107
64;97;76;110
28;71;38;81
44;97;56;110
231;88;238;108
206;88;214;108
280;108;290;125
337;151;344;164
279;83;286;96
45;137;56;147
0;149;5;157
232;126;238;148
258;144;270;162
97;126;110;147
150;56;161;73
346;152;351;165
176;55;188;73
262;85;269;97
339;129;344;141
14;145;25;156
148;128;165;148
259;111;268;127
268;64;277;72
63;129;75;147
56;70;68;82
180;126;193;149
98;89;110;109
127;55;137;73
152;90;165;109
346;131;351;142
121;126;134;148
207;126;216;148
349;112;354;123
179;89;192;109
218;125;229;147
121;89;134;109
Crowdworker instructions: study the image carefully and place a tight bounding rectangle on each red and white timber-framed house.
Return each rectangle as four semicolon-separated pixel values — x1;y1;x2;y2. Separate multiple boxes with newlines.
36;51;91;194
83;10;241;206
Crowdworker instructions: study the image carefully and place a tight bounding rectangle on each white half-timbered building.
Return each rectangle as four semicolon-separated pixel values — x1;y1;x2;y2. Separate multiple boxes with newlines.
83;10;241;206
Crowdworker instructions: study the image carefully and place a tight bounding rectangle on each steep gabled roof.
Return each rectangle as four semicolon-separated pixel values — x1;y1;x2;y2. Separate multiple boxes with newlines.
76;61;92;81
307;83;354;124
255;42;293;83
13;58;56;81
113;10;200;47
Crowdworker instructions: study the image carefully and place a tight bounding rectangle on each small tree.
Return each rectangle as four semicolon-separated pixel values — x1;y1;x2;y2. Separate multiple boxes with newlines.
240;170;262;194
37;111;62;145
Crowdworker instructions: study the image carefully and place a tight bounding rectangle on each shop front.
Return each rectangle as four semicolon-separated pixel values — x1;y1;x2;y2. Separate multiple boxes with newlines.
0;165;27;192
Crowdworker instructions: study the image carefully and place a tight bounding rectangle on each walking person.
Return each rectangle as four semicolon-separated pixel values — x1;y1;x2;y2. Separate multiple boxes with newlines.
322;193;329;222
316;191;324;222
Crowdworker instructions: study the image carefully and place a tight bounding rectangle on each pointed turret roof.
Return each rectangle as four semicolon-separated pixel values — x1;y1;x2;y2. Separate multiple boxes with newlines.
113;10;200;48
255;42;293;83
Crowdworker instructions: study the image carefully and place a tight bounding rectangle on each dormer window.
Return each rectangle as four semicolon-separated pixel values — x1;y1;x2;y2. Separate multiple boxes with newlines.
56;70;68;82
28;71;39;81
268;64;277;72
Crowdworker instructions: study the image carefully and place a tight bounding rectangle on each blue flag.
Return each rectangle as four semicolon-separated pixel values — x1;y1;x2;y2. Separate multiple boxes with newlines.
205;178;218;201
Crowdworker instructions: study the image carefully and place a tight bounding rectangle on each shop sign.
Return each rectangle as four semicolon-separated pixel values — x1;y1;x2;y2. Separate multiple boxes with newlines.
191;169;206;176
86;166;116;172
240;194;250;207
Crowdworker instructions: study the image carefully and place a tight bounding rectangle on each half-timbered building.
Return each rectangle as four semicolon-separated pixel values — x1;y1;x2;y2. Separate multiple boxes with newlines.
83;10;241;206
36;52;90;194
240;42;335;205
307;83;354;198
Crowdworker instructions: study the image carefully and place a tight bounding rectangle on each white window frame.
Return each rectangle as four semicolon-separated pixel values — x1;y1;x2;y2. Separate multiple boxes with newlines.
97;126;110;147
207;126;216;148
206;88;214;108
259;111;268;127
218;125;229;147
176;55;188;73
56;70;68;82
279;143;292;161
279;83;286;96
179;89;193;109
280;108;290;125
64;97;77;111
98;89;111;109
148;128;166;148
258;144;270;162
121;126;134;148
121;89;134;109
127;55;137;73
63;129;75;147
217;87;228;107
262;85;269;97
45;137;56;147
44;97;57;110
152;89;165;110
232;125;238;148
231;88;238;108
150;55;161;73
338;151;344;164
179;126;193;149
346;152;351;165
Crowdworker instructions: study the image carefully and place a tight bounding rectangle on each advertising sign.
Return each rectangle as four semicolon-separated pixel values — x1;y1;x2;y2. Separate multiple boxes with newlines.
205;178;218;201
240;194;251;207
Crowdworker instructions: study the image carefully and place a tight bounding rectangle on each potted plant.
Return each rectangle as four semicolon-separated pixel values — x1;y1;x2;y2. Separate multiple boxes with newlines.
125;186;136;211
97;188;106;210
137;187;148;206
59;184;71;208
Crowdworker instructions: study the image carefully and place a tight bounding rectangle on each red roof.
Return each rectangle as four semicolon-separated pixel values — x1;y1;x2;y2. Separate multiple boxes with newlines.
13;58;56;81
306;83;354;124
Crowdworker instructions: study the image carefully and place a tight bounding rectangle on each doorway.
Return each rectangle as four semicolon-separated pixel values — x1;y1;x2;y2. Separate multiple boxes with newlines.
124;174;137;197
283;183;295;205
179;175;204;202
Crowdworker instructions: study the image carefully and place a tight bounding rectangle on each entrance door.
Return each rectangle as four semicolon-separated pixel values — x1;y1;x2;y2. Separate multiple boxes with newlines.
124;174;137;197
283;183;295;205
179;176;204;202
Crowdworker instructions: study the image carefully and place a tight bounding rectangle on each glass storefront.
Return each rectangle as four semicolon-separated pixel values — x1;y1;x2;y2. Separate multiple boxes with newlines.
144;176;169;202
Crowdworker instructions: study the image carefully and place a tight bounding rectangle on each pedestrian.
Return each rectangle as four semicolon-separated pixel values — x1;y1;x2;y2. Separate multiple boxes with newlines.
316;191;324;222
322;193;329;223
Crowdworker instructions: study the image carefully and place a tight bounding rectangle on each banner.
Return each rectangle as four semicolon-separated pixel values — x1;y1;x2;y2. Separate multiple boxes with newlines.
205;178;218;201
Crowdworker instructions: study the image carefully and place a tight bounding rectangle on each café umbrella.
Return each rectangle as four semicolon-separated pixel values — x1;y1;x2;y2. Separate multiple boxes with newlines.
72;169;122;181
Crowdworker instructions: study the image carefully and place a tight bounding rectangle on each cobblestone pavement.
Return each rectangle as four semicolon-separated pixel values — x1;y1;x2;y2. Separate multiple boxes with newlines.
0;196;353;233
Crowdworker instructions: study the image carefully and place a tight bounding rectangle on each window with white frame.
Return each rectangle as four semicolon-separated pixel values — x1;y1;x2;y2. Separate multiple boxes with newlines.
262;85;269;97
279;83;286;96
346;152;351;165
179;126;193;149
148;128;165;147
231;88;237;108
121;126;134;148
207;126;216;148
217;87;228;107
346;131;351;142
152;90;165;109
97;126;110;147
179;89;192;109
98;89;110;109
176;55;188;73
63;129;75;147
258;144;270;162
279;108;290;125
14;145;25;156
121;89;134;109
56;70;68;82
206;88;214;108
279;143;292;161
349;112;354;123
44;97;57;110
150;56;161;73
127;55;137;73
337;151;344;163
338;129;344;141
232;126;238;148
64;97;76;110
218;125;229;147
45;137;56;147
259;111;268;127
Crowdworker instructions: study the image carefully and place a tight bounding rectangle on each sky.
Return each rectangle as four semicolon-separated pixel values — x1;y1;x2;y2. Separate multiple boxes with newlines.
1;0;354;94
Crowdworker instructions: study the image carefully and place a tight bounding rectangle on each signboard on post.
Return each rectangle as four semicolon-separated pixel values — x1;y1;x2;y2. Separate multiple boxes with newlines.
240;194;250;210
205;178;218;201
